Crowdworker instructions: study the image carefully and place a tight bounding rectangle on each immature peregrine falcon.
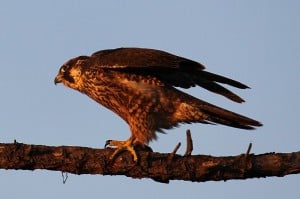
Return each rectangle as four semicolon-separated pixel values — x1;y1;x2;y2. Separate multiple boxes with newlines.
54;47;262;161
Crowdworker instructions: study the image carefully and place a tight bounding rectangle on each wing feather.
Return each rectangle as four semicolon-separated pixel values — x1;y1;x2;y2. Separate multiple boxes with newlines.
89;48;249;103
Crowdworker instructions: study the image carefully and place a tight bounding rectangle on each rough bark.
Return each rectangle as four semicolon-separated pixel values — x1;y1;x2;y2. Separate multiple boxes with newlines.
0;139;299;183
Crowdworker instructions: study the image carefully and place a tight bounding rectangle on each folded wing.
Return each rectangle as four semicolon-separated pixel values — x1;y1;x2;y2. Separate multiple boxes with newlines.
90;47;249;103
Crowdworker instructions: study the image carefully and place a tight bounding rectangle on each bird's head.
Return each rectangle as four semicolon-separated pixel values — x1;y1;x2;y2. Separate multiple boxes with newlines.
54;56;90;90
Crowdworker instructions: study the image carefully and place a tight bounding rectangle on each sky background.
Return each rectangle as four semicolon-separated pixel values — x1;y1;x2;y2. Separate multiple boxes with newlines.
0;0;299;198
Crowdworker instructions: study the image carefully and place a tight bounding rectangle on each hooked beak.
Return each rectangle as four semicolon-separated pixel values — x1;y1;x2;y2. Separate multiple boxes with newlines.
54;74;63;85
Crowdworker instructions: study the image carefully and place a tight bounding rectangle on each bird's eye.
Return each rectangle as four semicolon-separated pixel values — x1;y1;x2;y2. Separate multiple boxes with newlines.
60;65;67;73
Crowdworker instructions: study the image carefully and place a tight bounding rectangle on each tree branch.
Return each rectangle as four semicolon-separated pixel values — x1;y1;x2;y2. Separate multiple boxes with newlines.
0;135;299;183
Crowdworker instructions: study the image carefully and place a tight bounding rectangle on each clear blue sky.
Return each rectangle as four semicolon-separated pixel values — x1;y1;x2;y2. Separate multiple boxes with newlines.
1;1;299;198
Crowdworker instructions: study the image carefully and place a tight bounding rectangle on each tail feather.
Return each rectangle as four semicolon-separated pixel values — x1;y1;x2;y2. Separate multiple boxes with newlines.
202;101;262;129
178;94;262;130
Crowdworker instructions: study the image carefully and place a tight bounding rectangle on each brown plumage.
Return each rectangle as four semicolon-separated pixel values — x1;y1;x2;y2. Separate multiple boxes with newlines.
54;47;262;161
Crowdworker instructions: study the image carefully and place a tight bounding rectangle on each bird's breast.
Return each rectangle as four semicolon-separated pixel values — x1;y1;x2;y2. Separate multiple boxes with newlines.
81;73;162;120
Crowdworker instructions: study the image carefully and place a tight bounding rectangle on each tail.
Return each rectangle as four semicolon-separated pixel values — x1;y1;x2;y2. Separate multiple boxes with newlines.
199;101;262;129
176;94;262;130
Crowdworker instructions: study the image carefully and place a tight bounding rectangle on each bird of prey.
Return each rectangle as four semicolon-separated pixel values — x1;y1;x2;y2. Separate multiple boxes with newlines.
54;47;262;161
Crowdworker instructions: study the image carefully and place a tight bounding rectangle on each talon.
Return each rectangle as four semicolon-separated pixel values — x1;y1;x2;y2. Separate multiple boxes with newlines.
104;140;112;148
105;138;138;162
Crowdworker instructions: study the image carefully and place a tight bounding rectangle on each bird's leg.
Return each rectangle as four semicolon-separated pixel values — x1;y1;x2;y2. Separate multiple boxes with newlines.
105;137;138;162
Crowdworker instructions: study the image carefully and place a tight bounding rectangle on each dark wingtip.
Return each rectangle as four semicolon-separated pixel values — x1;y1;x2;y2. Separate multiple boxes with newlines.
243;120;263;130
229;95;246;103
200;71;250;89
253;121;263;127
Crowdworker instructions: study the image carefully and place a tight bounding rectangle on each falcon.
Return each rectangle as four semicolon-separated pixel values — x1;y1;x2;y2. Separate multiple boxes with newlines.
54;47;262;161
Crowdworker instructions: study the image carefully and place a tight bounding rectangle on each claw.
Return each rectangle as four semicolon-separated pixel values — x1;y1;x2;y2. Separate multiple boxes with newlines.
105;138;138;162
104;140;112;148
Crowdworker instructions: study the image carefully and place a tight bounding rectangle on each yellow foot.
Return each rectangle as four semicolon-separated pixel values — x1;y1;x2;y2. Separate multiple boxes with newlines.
105;139;138;162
